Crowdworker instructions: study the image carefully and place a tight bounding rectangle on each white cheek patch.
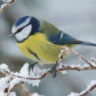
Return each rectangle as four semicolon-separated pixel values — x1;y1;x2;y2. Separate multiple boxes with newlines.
12;26;17;34
15;25;32;41
12;17;31;34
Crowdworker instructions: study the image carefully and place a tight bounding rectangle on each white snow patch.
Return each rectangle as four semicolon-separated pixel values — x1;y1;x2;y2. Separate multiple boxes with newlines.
0;76;10;93
15;63;48;87
0;3;8;9
79;80;96;95
69;80;96;96
9;92;16;96
9;78;21;91
68;92;79;96
58;63;67;75
0;91;16;96
2;0;15;3
25;65;47;87
0;91;6;96
0;64;10;73
32;93;44;96
20;63;29;76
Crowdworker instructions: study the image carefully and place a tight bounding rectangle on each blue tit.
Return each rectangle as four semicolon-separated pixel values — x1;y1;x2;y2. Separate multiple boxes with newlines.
10;16;96;77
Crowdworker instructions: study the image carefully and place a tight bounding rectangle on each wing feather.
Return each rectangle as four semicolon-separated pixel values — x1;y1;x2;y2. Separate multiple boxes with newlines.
48;31;77;45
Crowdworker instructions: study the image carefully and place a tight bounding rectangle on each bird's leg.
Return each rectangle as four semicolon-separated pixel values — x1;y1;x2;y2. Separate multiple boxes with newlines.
50;61;58;78
28;62;38;74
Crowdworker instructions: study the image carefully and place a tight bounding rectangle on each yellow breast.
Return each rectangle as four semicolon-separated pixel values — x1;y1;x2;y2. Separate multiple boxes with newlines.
17;33;63;65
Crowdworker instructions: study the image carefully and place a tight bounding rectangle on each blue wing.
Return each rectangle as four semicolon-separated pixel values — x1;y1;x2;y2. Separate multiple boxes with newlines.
48;31;77;45
48;31;96;46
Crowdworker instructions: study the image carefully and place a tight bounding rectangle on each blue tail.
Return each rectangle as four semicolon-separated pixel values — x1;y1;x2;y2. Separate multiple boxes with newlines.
68;40;96;46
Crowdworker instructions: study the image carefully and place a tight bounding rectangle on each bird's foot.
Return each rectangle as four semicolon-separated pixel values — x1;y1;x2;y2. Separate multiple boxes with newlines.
28;62;38;75
50;62;58;78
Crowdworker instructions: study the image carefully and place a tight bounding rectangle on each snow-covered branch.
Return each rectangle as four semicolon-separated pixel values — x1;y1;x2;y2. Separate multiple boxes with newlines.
69;80;96;96
0;47;96;96
0;63;45;96
0;61;96;95
0;0;16;13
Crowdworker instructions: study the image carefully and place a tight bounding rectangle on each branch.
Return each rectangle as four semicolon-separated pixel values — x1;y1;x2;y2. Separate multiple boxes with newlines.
60;47;94;67
1;62;96;81
0;0;96;95
0;0;15;13
1;63;96;96
19;84;31;96
69;80;96;96
0;48;96;96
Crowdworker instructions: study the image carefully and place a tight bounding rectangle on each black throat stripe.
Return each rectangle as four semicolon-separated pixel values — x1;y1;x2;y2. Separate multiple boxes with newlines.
28;49;40;61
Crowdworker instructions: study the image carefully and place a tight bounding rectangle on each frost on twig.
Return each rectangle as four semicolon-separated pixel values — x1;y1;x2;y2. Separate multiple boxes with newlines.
0;47;96;96
0;61;96;96
69;80;96;96
0;0;16;13
0;63;46;96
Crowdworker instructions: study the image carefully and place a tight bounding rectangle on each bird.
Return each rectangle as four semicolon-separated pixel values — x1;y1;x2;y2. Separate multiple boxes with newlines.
10;16;96;77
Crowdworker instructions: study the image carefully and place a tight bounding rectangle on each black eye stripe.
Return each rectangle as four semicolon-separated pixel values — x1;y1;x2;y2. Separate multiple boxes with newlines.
15;24;31;34
17;27;23;32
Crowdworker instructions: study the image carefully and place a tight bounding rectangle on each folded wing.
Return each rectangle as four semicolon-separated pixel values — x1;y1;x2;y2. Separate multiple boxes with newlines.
48;31;96;46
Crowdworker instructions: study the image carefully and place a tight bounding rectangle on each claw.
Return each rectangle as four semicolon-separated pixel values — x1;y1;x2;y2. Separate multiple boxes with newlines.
50;62;58;78
28;62;38;75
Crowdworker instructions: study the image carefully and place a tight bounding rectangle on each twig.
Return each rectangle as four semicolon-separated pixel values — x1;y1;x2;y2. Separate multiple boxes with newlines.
0;47;96;96
0;0;15;13
20;84;31;96
2;63;96;96
79;84;96;96
62;47;93;67
1;64;96;80
69;80;96;96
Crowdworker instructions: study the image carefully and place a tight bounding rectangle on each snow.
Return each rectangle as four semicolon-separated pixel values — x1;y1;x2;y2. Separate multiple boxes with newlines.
68;80;96;96
2;0;14;3
0;76;10;92
68;92;79;96
68;64;89;69
19;63;41;87
9;92;16;96
0;62;96;96
0;76;16;96
0;64;10;73
79;80;96;95
32;93;44;96
0;63;47;95
20;63;29;76
17;63;47;87
60;70;68;74
0;92;16;96
0;3;8;9
9;78;21;91
57;63;68;75
22;64;47;87
0;91;6;96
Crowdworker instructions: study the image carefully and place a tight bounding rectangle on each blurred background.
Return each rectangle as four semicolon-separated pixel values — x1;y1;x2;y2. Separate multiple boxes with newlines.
0;0;96;96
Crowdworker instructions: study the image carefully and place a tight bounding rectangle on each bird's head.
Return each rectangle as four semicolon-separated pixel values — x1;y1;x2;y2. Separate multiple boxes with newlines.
11;16;40;42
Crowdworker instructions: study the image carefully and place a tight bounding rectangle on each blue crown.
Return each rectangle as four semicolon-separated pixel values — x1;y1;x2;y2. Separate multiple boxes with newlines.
15;16;30;27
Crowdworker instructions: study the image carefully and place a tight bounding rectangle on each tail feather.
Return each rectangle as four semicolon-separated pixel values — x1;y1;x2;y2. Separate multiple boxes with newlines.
68;40;96;47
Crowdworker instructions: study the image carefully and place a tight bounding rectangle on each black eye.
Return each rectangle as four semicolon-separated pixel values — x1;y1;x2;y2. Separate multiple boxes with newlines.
16;24;29;34
17;28;23;32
